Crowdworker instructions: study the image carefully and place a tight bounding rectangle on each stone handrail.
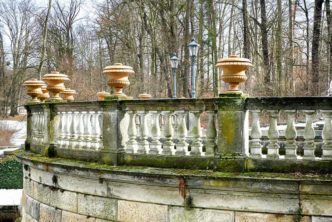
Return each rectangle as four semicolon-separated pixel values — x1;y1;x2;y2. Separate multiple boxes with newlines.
24;96;332;172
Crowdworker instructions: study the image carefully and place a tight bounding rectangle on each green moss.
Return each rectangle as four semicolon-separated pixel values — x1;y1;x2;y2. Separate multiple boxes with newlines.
0;155;23;189
16;151;332;181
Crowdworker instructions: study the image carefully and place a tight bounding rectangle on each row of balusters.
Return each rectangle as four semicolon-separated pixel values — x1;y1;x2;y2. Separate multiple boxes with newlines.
124;110;217;156
55;111;103;150
250;110;332;159
31;112;48;144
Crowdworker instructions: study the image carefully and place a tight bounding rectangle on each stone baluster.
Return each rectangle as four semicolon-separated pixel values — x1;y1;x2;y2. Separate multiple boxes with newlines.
90;111;97;149
78;111;86;149
36;112;41;143
137;111;149;154
84;112;92;149
284;110;298;159
96;111;103;150
126;111;138;153
190;111;203;156
321;111;332;159
249;110;262;158
90;111;101;150
55;112;61;145
31;113;36;143
162;111;174;155
266;110;280;159
38;112;44;143
74;111;81;148
175;111;188;156
205;111;216;156
58;112;65;146
64;112;72;148
42;111;48;144
303;110;316;159
149;111;161;154
68;111;76;148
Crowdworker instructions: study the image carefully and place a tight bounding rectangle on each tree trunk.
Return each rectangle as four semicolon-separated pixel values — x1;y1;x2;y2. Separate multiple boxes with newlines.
242;0;250;59
37;0;52;79
276;0;283;95
207;0;218;96
260;0;271;88
311;0;324;95
326;0;332;84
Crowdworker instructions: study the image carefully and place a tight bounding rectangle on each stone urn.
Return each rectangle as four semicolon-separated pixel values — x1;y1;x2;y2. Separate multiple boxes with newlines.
61;88;77;102
23;79;44;103
38;84;50;102
216;55;252;92
97;91;111;101
42;71;70;101
103;63;134;98
138;93;152;100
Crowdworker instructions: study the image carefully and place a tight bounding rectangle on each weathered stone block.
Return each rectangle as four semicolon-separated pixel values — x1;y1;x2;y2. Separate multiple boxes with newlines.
32;181;51;205
23;212;38;222
302;195;332;216
118;200;168;222
301;184;332;195
190;189;299;214
61;210;96;222
51;189;78;212
32;181;78;212
169;206;234;222
58;174;108;196
77;194;116;220
26;196;40;220
39;203;62;222
30;167;54;185
235;212;294;222
312;216;332;222
30;166;108;197
108;182;183;206
24;177;34;197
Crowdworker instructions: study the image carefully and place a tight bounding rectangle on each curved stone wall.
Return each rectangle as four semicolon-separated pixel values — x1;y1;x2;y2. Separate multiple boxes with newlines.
20;155;332;222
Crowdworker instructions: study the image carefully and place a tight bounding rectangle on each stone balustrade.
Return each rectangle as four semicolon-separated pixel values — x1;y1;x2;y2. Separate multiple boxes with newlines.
24;96;332;173
247;97;332;160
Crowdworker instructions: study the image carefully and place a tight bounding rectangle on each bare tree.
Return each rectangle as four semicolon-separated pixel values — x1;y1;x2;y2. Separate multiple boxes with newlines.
0;0;37;116
311;0;324;95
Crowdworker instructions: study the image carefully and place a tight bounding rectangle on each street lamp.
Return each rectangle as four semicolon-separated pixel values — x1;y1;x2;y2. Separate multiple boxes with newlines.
188;38;199;98
170;53;179;98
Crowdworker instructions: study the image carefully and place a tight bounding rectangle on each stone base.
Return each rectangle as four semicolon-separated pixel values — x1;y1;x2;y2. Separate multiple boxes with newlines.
18;153;332;222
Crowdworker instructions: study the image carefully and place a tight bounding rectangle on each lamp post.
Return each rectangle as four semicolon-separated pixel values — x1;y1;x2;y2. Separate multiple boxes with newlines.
188;38;199;98
170;53;179;98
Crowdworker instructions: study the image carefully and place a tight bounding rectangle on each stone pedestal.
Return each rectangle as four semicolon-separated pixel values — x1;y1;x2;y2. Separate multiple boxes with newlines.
216;94;248;157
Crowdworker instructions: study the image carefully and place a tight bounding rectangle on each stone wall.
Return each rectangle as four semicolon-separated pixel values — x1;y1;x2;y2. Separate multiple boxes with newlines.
19;154;332;222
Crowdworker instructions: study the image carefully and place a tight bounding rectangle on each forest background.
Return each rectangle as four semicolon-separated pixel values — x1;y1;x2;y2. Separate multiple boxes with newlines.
0;0;330;116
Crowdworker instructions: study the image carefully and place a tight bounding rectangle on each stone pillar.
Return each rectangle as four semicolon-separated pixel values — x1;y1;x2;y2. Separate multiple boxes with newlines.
46;103;59;157
216;94;248;157
101;101;125;165
24;105;32;151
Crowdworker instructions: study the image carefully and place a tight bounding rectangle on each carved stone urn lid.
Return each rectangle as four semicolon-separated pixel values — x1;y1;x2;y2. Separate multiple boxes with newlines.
41;84;47;92
138;93;152;100
103;63;135;74
42;71;70;81
61;88;77;95
216;55;252;67
23;78;45;87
